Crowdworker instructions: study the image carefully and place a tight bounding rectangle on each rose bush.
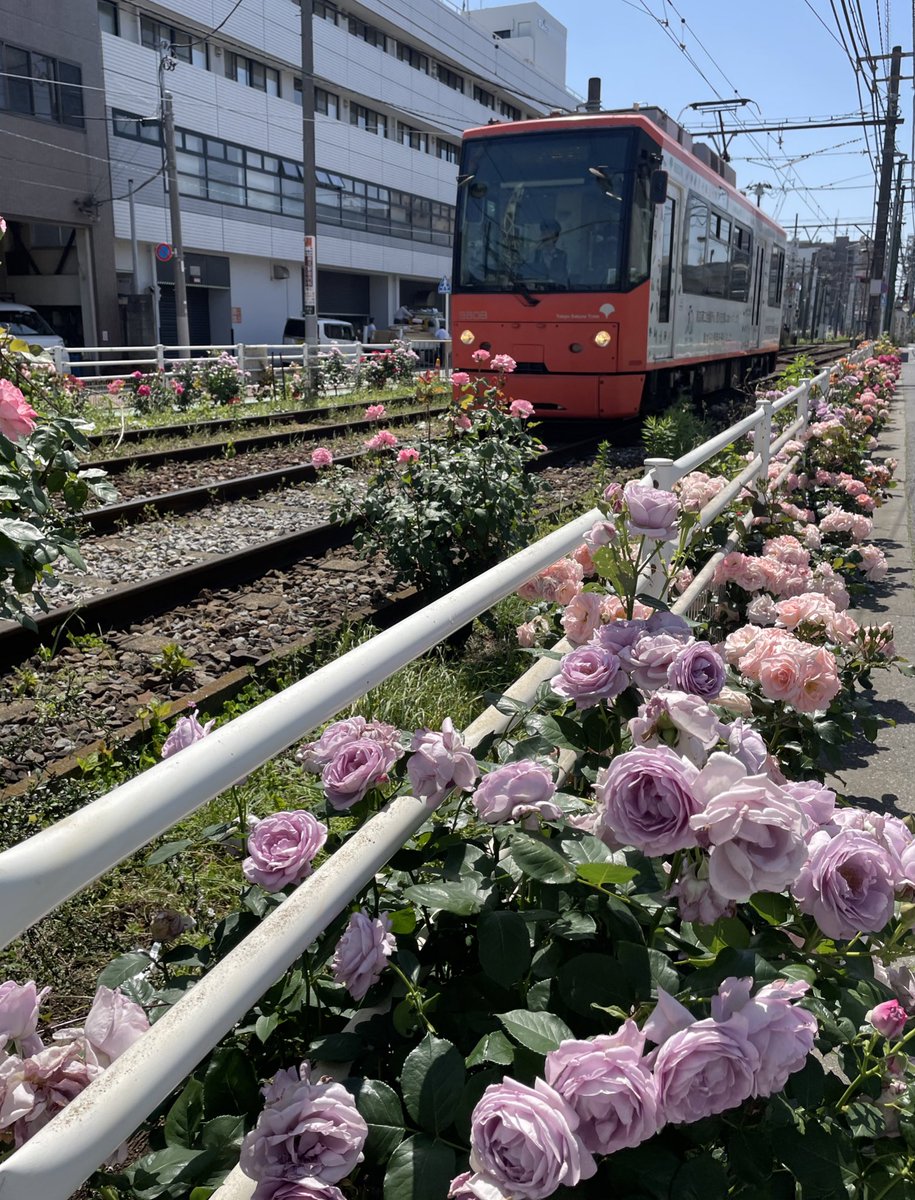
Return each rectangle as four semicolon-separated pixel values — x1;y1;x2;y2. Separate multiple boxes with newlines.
6;345;915;1200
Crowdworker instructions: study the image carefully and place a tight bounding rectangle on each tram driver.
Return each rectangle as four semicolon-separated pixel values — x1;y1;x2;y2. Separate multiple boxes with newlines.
525;219;570;285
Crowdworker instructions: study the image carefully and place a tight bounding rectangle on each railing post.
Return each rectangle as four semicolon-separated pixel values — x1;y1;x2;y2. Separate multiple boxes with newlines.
236;343;246;377
642;457;678;598
156;344;166;371
755;398;773;478
50;345;65;374
797;380;810;429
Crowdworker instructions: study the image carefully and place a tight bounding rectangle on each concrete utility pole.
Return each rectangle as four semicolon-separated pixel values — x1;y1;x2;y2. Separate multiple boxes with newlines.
884;156;907;333
162;92;190;354
866;44;903;339
300;1;318;344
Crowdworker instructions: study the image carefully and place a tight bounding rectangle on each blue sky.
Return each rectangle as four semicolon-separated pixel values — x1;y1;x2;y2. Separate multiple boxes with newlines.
486;0;914;244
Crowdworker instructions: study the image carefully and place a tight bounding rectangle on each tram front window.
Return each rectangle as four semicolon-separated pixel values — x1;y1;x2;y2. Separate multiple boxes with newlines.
455;129;633;293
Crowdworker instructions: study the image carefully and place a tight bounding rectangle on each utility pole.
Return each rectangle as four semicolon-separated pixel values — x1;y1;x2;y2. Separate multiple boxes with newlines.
162;92;190;354
300;0;318;345
866;44;903;338
884;156;907;333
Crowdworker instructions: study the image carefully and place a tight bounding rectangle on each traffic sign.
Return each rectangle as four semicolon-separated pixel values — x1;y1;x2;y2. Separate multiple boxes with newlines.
437;276;451;294
155;243;173;263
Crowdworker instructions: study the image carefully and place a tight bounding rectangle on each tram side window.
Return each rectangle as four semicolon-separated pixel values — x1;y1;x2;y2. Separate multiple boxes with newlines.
768;246;785;306
730;224;752;302
629;167;653;285
704;211;730;298
683;194;708;294
658;196;676;323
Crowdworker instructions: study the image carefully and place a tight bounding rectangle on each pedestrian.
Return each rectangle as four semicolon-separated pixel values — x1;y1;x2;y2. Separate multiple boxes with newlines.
393;304;413;324
435;325;449;340
363;316;377;344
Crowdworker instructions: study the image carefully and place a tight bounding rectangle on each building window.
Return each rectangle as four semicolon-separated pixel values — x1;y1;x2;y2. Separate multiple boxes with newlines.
399;122;429;152
473;84;495;109
111;110;453;240
112;110;161;142
347;15;386;49
436;63;463;92
314;86;338;118
396;42;429;72
98;1;118;35
436;138;458;163
349;102;387;137
313;0;339;23
225;51;279;96
0;43;84;128
140;16;207;68
499;100;521;121
493;28;511;38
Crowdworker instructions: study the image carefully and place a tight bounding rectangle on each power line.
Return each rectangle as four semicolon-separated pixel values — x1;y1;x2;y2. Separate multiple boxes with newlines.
184;0;248;50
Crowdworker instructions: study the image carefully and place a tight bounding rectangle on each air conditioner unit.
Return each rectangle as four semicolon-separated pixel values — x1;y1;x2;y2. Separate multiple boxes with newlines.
272;264;290;280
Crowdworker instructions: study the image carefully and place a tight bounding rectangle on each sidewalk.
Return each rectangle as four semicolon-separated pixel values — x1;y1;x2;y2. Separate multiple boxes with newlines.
837;352;915;816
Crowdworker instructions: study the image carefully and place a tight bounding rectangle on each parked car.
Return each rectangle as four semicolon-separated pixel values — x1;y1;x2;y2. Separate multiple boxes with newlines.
282;317;360;347
0;302;69;369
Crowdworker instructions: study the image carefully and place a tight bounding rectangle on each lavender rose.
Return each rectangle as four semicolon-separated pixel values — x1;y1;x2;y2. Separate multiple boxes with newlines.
332;910;395;1000
160;707;214;759
544;1021;660;1155
628;688;725;767
624;633;689;693
595;745;700;856
297;718;400;772
407;718;479;805
690;753;808;901
794;828;897;939
322;738;400;811
667;640;726;699
653;1017;759;1124
725;719;769;775
712;977;817;1097
782;779;836;828
469;1076;596;1199
83;985;150;1068
552;644;624;709
243;810;328;892
0;980;49;1055
448;1174;508;1200
669;858;735;925
472;761;560;825
240;1061;367;1186
624;480;680;541
252;1181;346;1200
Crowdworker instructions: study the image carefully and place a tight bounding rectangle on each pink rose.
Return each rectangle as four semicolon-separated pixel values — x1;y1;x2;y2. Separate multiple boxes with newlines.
560;591;602;645
0;379;37;442
364;403;386;420
311;447;333;468
451;372;470;385
868;1000;908;1040
397;447;420;464
471;349;491;364
107;379;125;395
509;399;534;418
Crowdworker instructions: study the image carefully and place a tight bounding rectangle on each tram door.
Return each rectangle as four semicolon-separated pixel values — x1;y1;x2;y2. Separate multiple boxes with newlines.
657;187;680;358
750;243;766;347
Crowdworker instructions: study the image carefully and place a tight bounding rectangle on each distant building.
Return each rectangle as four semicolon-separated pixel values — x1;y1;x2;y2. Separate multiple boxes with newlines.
94;0;577;346
0;0;120;347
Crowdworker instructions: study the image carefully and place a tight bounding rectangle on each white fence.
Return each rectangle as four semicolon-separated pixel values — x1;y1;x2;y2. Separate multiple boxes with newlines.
53;338;450;385
0;359;842;1198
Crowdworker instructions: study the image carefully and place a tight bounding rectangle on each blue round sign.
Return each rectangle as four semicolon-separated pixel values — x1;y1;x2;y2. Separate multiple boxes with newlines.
155;242;173;263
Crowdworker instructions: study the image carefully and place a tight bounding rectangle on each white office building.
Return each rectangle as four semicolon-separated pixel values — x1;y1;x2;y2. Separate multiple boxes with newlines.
96;0;576;345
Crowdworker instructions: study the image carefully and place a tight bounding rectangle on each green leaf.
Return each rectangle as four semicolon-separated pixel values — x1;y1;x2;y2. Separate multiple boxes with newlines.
200;1114;244;1150
403;879;485;915
775;1121;850;1198
189;1190;215;1200
146;839;193;866
383;1134;456;1200
497;1008;573;1054
524;712;588;751
164;1079;204;1148
477;910;531;989
254;1013;280;1043
510;832;576;884
389;907;417;935
670;1152;729;1199
341;1078;406;1166
576;862;638;886
202;1046;260;1120
400;1034;465;1135
309;1032;366;1062
466;1030;515;1067
558;952;633;1016
97;951;152;989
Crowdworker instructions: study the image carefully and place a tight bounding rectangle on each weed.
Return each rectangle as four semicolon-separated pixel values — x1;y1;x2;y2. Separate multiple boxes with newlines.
150;643;197;686
642;396;711;460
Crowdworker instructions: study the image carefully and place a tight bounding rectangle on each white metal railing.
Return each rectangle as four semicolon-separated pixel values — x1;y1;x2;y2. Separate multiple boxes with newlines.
0;350;853;1198
52;339;450;385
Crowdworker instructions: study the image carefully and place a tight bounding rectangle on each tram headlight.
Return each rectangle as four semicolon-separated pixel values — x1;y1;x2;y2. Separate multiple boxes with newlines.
594;330;612;347
460;329;475;345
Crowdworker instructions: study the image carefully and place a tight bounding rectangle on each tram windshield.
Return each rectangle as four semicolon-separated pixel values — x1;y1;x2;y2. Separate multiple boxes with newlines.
454;129;635;293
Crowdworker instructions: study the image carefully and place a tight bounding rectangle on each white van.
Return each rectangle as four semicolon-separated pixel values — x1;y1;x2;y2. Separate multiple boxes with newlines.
282;317;360;346
0;303;67;353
